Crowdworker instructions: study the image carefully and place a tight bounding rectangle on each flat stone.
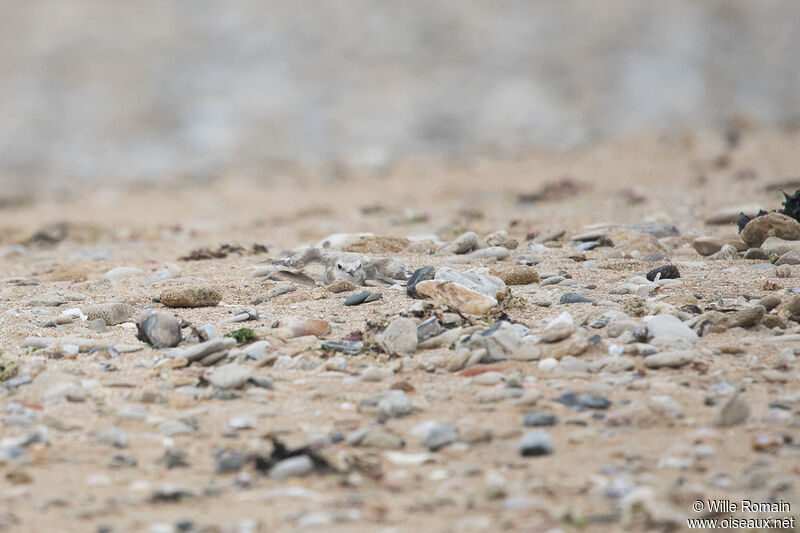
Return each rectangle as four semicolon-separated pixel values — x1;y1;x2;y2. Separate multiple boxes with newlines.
468;246;510;260
378;392;413;418
422;423;457;451
344;291;370;306
277;318;330;337
761;237;800;256
326;279;356;293
105;266;144;279
740;212;800;248
433;267;506;298
208;364;253;389
692;237;747;256
321;340;362;354
719;306;764;329
164;337;236;361
523;412;558;427
743;248;769;260
160;286;221;308
643;350;695;368
348;426;405;449
559;292;593;304
415;280;497;314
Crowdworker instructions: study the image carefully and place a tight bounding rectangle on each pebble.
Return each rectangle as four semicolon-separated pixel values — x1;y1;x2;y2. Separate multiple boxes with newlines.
348;426;405;449
559;292;593;304
406;266;436;298
81;303;136;326
136;310;182;349
645;265;680;281
378;392;414;418
160;286;222;308
468;246;510;260
144;264;182;286
214;450;246;473
541;312;575;343
743;248;769;260
269;456;313;480
96;427;129;449
489;264;539;285
518;430;554;456
485;230;518;249
422;423;457;451
714;394;750;427
165;337;236;362
344;291;381;305
378;317;419;355
416;317;442;342
208;364;253;390
523;412;558;427
761;237;800;256
719;306;764;328
437;232;479;255
460;321;524;359
415;280;497;314
643;350;695;368
88;319;106;332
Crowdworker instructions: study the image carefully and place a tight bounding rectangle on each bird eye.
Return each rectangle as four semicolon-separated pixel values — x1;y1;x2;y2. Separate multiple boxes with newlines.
337;263;343;270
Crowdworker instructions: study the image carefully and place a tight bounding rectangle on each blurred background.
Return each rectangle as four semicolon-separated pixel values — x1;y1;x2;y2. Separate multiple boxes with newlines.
1;0;799;189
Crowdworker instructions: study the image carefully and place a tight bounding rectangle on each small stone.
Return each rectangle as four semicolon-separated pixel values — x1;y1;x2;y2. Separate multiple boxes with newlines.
326;279;356;293
145;264;182;286
422;423;457;451
523;412;558;427
88;319;107;333
437;232;479;255
645;265;680;282
468;246;510;260
214;449;246;473
407;266;436;299
157;419;195;436
378;317;419;355
208;364;253;389
757;294;781;312
518;430;554;456
559;292;593;304
714;394;750;427
489;264;539;285
541;312;575;343
160;286;222;308
761;237;800;256
164;337;236;362
136;310;182;349
105;266;144;279
378;392;413;418
269;456;313;480
81;303;136;326
643;350;695;368
344;291;370;306
348;426;405;449
415;280;497;314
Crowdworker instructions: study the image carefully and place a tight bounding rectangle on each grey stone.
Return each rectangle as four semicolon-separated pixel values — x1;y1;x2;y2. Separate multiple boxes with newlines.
378;392;413;418
321;341;362;354
646;314;697;344
136;310;182;349
423;423;457;451
81;303;136;325
643;350;695;368
714;394;750;427
407;266;436;299
269;455;313;480
523;412;558;427
164;337;236;361
518;430;554;456
437;231;479;255
559;292;594;304
468;246;510;260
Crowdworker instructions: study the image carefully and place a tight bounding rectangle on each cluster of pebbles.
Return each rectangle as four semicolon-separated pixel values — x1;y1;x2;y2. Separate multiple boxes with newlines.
1;198;800;532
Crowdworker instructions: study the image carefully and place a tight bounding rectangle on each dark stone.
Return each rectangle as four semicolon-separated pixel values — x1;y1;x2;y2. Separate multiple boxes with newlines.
407;265;436;299
417;317;442;342
523;412;558;427
364;292;382;303
556;391;611;410
645;264;680;282
214;449;246;473
344;291;370;306
559;292;594;304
